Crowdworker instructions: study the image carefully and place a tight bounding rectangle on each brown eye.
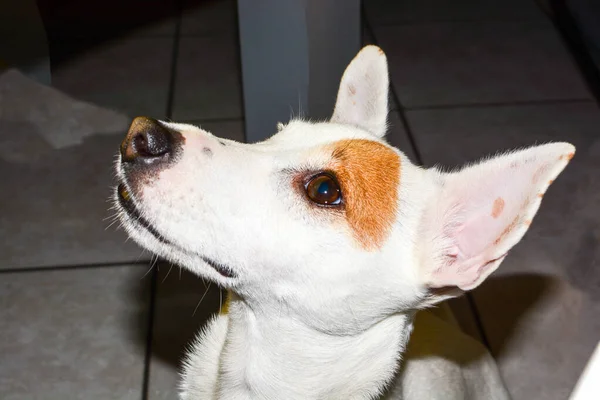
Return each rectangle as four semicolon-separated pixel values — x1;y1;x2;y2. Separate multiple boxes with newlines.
305;173;342;206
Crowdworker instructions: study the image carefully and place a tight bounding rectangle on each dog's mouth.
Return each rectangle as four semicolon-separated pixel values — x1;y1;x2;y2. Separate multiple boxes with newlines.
116;183;236;279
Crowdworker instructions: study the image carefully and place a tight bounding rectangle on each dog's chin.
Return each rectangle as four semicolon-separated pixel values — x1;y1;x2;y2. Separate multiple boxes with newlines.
115;183;238;283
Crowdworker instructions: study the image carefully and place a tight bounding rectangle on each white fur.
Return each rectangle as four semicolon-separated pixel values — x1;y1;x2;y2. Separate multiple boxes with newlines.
114;45;575;399
331;45;389;137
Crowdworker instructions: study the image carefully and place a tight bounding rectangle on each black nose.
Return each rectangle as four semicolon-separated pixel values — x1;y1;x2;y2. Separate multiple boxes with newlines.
121;117;172;163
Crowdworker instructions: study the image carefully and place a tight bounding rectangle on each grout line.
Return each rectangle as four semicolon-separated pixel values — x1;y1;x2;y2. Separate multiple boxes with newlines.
0;260;151;274
48;31;236;42
181;116;245;124
390;91;424;164
363;7;493;351
362;8;424;166
403;97;595;111
178;31;239;38
389;92;423;164
165;11;183;123
141;3;183;400
465;292;492;350
47;34;177;41
370;17;552;28
141;267;159;400
549;0;600;104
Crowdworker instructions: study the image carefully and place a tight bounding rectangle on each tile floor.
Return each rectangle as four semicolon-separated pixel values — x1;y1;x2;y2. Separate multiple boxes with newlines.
1;0;599;399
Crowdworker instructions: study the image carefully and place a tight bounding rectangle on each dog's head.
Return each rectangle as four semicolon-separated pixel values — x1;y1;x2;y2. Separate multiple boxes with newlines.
114;46;574;334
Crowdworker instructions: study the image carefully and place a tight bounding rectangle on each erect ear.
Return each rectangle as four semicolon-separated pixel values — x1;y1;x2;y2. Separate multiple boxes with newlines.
331;45;389;138
419;142;575;302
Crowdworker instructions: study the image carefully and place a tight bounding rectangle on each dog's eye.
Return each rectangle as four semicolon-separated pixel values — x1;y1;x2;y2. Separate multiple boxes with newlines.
305;173;342;206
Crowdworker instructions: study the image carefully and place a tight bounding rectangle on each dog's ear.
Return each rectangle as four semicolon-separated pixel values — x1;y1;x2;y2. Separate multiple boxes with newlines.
419;143;575;303
331;45;389;138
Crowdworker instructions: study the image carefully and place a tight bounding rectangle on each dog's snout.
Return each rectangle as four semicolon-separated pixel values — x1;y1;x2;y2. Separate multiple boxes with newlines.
121;117;173;163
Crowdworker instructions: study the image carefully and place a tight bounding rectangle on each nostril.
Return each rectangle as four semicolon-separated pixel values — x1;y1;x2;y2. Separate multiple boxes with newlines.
133;133;150;157
130;125;171;159
121;116;181;164
134;134;145;149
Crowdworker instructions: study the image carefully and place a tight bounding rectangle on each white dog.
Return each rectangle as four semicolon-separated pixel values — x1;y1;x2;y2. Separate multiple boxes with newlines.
114;46;574;399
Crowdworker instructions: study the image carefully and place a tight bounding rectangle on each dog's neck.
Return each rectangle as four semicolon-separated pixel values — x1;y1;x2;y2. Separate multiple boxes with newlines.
216;296;414;399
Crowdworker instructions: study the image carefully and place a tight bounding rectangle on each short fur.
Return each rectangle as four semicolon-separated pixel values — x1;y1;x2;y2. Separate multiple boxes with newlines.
327;139;401;250
114;46;574;399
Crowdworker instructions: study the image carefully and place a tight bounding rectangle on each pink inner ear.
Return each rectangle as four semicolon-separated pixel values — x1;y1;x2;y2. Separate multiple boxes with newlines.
428;143;574;291
453;169;533;260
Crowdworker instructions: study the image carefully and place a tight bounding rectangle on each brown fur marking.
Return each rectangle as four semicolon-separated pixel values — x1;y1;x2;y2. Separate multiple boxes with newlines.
567;152;574;160
491;197;505;219
328;140;400;250
348;84;357;96
493;194;534;245
494;215;520;245
532;164;549;184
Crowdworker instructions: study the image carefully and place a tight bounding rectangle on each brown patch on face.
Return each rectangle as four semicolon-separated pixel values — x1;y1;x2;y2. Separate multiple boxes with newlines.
377;48;385;55
537;193;544;198
491;197;505;219
348;84;357;96
548;179;554;185
524;219;532;226
326;139;401;250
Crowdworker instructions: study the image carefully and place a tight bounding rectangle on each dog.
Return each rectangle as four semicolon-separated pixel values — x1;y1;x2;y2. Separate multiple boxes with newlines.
114;45;574;399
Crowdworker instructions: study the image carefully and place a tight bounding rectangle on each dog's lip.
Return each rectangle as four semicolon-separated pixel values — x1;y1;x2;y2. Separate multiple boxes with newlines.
116;183;236;279
117;184;167;243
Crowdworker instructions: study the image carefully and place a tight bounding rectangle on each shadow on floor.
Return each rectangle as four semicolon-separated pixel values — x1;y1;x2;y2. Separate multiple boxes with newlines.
473;272;561;358
128;261;223;369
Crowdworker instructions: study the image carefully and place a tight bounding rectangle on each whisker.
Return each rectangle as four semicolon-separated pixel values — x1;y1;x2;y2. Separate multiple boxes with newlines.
104;218;120;231
135;249;147;263
103;213;118;222
104;213;120;226
141;255;159;280
297;90;304;119
161;263;175;283
193;282;212;316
